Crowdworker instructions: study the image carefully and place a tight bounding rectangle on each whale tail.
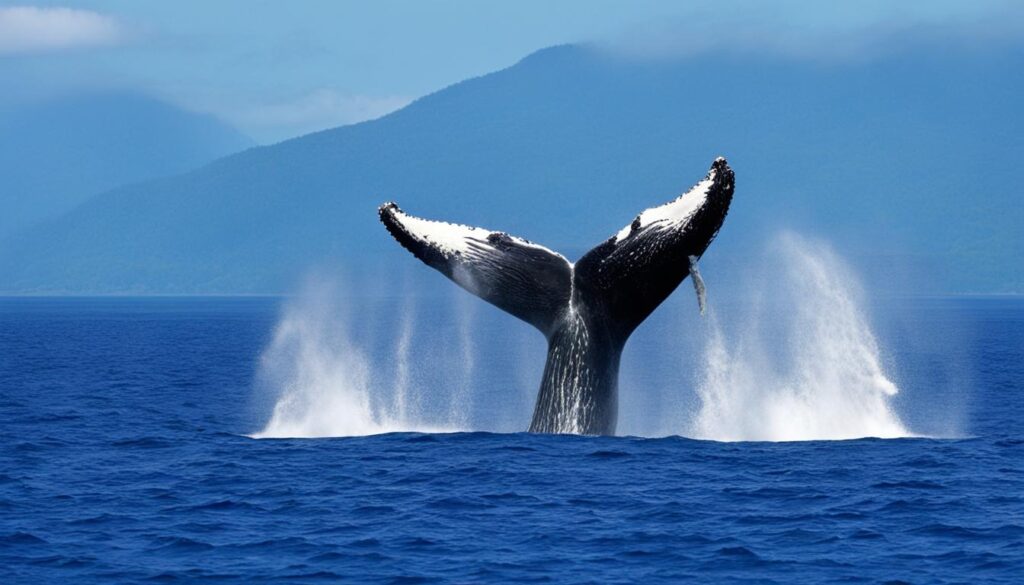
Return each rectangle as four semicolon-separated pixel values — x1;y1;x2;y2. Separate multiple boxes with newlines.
379;202;573;337
379;157;734;341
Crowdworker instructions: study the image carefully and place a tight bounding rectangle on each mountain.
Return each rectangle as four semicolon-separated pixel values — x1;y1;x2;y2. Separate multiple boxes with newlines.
0;45;1020;294
0;92;253;236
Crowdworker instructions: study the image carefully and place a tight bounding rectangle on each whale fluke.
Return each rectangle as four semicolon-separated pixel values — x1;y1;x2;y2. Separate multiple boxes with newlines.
379;203;572;336
379;157;735;434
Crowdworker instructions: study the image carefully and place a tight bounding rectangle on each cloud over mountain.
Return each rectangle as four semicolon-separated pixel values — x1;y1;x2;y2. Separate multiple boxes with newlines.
225;89;412;144
0;6;127;54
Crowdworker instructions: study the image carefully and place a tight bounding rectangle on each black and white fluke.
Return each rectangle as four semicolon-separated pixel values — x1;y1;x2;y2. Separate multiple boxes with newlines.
380;157;735;435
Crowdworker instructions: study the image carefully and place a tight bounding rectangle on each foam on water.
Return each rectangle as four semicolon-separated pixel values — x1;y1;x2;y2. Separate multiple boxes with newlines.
688;232;911;441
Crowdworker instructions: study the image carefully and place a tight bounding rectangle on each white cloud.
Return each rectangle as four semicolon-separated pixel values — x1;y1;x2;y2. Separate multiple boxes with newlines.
599;0;1024;61
0;6;126;55
225;89;413;143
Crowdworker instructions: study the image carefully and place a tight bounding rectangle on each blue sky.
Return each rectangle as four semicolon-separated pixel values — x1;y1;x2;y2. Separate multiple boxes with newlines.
1;0;1019;142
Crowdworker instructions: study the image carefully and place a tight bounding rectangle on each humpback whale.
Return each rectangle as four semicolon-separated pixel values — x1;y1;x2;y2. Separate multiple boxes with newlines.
379;157;734;435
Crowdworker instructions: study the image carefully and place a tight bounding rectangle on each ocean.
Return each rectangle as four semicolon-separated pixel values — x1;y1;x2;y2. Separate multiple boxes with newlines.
1;285;1022;582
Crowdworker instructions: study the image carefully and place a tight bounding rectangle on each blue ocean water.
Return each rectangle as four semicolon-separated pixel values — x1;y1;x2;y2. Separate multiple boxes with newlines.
1;295;1022;584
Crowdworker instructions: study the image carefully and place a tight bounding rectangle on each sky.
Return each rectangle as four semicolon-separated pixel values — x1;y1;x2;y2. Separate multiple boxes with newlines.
0;0;1019;143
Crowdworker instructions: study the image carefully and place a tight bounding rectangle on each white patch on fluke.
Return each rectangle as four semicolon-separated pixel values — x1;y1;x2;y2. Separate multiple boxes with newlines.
390;209;488;256
390;207;569;263
615;167;717;241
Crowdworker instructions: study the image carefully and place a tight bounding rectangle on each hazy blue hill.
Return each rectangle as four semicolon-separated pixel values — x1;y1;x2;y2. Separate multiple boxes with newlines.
0;45;1020;294
0;92;253;236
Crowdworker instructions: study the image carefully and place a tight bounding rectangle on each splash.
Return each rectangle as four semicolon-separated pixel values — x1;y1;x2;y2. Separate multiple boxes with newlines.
447;290;477;428
252;278;458;438
689;232;911;442
390;293;416;424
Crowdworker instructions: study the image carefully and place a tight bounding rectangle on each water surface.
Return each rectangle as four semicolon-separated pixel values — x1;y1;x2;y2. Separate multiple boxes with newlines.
0;296;1021;583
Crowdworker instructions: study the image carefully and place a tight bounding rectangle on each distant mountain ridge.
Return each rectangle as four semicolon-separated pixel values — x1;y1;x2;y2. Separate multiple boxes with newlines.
0;92;253;236
0;45;1020;294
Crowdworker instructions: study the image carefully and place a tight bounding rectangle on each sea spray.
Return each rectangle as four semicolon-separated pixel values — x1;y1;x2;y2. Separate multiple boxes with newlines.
447;289;477;428
252;279;380;437
389;293;416;425
689;232;910;441
252;278;459;438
